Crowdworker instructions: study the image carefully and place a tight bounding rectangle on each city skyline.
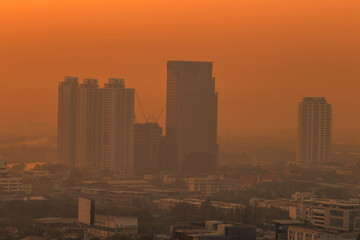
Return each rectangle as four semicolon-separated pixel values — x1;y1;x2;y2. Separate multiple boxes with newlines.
2;0;360;141
2;1;360;239
57;63;335;171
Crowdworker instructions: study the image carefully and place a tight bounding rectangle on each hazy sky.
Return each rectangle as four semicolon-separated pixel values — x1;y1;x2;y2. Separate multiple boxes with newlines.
1;0;360;141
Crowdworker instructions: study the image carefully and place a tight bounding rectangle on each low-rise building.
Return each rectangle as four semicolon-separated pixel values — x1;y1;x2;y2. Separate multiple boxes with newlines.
273;219;303;240
154;198;245;213
294;199;360;232
288;225;359;240
188;176;239;196
88;215;138;238
34;217;82;234
0;161;22;194
170;221;256;240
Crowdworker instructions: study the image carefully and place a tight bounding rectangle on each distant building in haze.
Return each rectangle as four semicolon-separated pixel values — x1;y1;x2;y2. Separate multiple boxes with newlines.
100;78;135;172
165;61;218;171
57;77;135;173
133;122;162;174
75;79;101;168
57;76;79;166
296;97;332;165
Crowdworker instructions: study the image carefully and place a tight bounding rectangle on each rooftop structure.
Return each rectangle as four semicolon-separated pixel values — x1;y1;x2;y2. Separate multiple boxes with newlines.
170;221;256;240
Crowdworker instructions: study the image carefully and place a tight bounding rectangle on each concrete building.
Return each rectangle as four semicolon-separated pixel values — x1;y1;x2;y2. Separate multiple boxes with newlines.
292;198;360;232
0;161;22;194
296;97;332;165
287;225;359;240
100;78;135;172
273;220;303;240
134;122;162;173
57;76;79;166
76;79;101;168
170;221;256;240
34;218;82;235
57;77;135;172
188;176;239;196
166;61;218;171
88;215;138;238
154;198;245;213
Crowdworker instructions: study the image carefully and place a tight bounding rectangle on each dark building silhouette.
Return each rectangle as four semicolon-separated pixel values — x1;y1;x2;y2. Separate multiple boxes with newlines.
165;61;218;171
158;135;168;171
133;122;162;173
57;76;79;166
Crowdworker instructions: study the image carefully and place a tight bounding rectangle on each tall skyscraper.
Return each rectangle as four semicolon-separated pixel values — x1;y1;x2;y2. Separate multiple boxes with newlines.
57;76;79;166
296;97;332;165
165;61;218;171
57;77;135;172
133;122;162;173
75;79;101;168
100;78;135;172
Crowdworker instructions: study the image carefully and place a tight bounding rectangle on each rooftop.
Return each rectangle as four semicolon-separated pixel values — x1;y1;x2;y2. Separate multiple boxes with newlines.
302;97;327;102
272;219;303;225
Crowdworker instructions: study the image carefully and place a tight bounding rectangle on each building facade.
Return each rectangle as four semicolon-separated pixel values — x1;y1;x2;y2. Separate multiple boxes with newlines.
293;199;360;232
296;97;332;165
100;78;135;172
57;76;79;166
166;61;218;171
188;176;239;196
0;161;22;194
170;221;256;240
287;225;359;240
57;77;135;172
76;79;101;168
133;122;162;173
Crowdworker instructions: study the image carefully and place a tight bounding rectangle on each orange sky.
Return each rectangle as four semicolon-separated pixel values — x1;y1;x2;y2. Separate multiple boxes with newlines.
1;0;360;141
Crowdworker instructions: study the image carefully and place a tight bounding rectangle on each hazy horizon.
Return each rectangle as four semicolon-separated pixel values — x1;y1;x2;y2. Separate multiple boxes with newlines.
2;0;360;141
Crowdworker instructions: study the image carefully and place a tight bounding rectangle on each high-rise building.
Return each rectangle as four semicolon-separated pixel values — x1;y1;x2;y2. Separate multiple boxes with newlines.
165;61;218;171
57;76;79;166
75;79;101;168
100;78;135;172
57;77;135;172
133;122;162;173
296;97;332;165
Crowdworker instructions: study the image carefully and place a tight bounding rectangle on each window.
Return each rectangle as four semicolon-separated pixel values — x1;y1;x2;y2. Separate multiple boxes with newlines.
330;218;343;228
330;210;344;217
